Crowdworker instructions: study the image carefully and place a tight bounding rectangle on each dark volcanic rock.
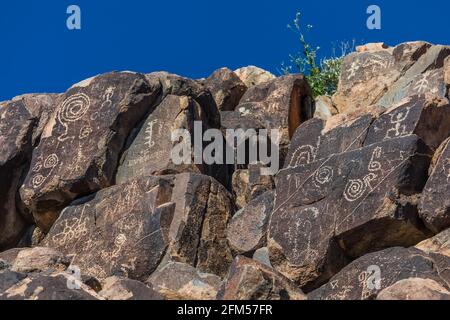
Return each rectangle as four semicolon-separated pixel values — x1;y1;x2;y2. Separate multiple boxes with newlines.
43;173;233;281
117;95;205;181
308;247;450;300
20;72;162;233
147;262;222;300
203;68;247;111
99;276;163;300
0;94;57;250
419;137;450;233
217;256;306;300
269;135;433;290
227;191;275;255
117;72;228;187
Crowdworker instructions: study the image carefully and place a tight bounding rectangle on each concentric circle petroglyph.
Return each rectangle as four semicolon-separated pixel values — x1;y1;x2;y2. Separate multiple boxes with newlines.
59;93;91;123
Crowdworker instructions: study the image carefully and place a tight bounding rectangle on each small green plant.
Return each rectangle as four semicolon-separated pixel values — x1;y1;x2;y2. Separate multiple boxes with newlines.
281;12;353;97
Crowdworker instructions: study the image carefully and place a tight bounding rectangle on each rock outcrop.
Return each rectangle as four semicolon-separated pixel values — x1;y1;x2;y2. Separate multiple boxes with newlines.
1;41;450;300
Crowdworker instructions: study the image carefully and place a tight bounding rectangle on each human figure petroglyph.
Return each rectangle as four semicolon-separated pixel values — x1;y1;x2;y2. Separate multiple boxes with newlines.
58;93;91;142
347;62;360;80
144;120;158;148
385;107;411;139
101;86;115;109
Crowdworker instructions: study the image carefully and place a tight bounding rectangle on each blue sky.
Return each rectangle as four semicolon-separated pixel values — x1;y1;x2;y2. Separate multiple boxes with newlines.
1;0;449;100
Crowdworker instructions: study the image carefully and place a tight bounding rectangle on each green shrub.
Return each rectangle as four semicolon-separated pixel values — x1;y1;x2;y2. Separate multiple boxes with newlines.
281;12;353;97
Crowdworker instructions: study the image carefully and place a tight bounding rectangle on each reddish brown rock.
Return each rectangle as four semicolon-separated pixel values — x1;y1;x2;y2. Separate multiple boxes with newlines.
419;138;450;233
231;164;275;209
11;247;69;274
377;278;450;300
147;262;221;300
203;68;247;111
20;72;162;232
234;66;276;87
415;228;450;257
43;173;233;281
227;191;275;255
333;41;431;112
99;276;163;300
217;256;305;300
378;45;450;107
308;247;450;300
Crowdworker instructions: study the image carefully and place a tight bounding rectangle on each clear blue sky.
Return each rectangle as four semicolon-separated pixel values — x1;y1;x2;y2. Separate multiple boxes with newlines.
1;0;449;100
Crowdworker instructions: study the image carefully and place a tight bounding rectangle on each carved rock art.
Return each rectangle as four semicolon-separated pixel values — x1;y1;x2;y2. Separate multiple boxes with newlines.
0;94;58;250
269;135;433;290
221;74;314;167
308;247;450;300
43;173;233;281
20;72;162;232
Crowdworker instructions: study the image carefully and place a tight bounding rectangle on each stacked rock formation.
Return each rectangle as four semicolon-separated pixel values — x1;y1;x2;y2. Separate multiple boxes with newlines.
1;42;450;300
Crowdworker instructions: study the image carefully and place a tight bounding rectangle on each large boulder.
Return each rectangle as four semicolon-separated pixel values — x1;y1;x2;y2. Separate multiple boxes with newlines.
308;247;450;300
333;42;450;113
20;72;162;232
415;228;450;257
377;278;450;300
43;173;233;281
332;41;432;112
0;273;101;300
0;94;57;250
377;45;450;108
270;134;432;290
203;68;247;111
227;191;275;255
268;94;450;290
11;247;69;274
419;137;450;233
234;66;276;87
117;72;229;187
99;276;163;300
147;262;222;300
217;256;305;300
221;74;314;171
231;164;275;209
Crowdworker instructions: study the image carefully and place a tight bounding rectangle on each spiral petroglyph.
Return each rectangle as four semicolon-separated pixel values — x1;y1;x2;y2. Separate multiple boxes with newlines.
343;179;366;202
